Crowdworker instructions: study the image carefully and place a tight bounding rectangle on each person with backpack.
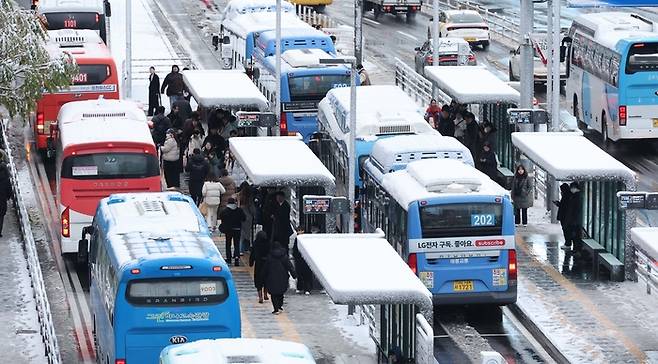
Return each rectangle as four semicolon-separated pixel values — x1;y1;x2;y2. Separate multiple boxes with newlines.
185;148;209;205
202;174;225;231
219;197;246;266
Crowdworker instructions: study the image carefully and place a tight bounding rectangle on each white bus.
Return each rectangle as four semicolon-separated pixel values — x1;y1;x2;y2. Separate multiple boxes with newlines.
565;12;658;143
220;0;295;22
160;339;316;364
37;0;111;44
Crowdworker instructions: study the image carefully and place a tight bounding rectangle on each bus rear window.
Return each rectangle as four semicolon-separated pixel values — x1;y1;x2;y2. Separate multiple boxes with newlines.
43;12;101;30
626;43;658;74
127;278;229;305
420;203;503;238
74;65;112;85
288;74;351;102
61;153;159;179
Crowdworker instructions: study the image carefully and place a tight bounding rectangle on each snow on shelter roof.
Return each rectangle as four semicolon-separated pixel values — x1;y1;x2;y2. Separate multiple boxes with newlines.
631;228;658;263
382;159;509;210
423;66;520;104
297;232;433;321
369;134;474;171
183;70;269;111
229;136;335;189
511;132;636;188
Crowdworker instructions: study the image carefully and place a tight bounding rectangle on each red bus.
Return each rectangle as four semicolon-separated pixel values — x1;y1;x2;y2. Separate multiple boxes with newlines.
55;99;162;256
36;0;112;44
35;29;119;157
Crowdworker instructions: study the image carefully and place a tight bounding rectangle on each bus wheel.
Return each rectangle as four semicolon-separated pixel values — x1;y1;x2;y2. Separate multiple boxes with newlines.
601;111;609;148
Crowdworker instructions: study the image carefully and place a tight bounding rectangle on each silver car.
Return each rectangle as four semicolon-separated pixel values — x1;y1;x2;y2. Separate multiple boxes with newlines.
414;38;477;75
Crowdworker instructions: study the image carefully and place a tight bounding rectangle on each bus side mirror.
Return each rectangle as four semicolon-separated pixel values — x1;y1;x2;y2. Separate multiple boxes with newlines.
104;0;112;17
212;35;220;50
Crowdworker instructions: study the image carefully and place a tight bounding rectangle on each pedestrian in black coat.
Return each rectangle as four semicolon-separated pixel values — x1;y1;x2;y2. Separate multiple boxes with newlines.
264;241;296;314
160;65;185;109
463;112;480;159
292;227;314;294
203;128;227;158
249;231;270;303
219;197;246;266
477;143;497;181
185;149;209;205
147;66;160;116
167;104;184;130
564;182;583;252
0;162;12;237
437;105;455;137
151;106;171;146
554;183;572;250
271;191;293;252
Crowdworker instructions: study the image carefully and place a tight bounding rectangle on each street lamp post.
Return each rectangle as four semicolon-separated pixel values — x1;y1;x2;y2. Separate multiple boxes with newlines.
319;57;357;234
125;0;132;98
275;0;282;136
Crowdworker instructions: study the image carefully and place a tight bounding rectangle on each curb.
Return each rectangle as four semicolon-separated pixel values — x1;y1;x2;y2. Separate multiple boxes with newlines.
508;303;570;364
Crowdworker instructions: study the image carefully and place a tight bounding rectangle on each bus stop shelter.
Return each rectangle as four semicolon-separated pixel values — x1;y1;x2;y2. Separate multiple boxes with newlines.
229;136;336;232
183;70;275;135
512;132;637;279
297;232;434;363
424;66;520;171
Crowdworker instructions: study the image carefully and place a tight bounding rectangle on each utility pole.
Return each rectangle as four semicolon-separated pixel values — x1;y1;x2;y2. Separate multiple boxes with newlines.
275;0;282;135
550;0;561;130
519;0;534;108
433;0;439;66
354;0;363;64
125;0;132;98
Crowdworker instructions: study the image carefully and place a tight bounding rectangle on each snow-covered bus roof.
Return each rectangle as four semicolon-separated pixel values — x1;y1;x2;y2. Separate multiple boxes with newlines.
630;227;658;264
38;0;104;13
59;117;154;153
297;232;433;321
229;136;335;189
319;86;437;142
369;134;474;173
182;70;269;111
57;98;147;125
573;12;658;50
424;66;520;105
221;11;307;39
381;159;509;210
511;132;636;188
47;29;103;46
220;0;295;22
160;339;316;364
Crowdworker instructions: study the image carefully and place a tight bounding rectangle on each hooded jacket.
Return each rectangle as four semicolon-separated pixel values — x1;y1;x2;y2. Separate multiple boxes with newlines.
186;153;209;184
161;134;179;162
264;243;296;295
202;181;225;206
219;203;246;231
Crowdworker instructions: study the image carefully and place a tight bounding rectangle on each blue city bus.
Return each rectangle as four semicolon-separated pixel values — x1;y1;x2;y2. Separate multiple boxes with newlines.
566;12;658;142
253;27;336;60
79;192;240;364
254;48;351;140
362;158;517;305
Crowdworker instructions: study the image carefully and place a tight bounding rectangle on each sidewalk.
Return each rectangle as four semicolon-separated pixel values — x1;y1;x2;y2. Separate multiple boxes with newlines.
515;207;658;363
0;203;47;364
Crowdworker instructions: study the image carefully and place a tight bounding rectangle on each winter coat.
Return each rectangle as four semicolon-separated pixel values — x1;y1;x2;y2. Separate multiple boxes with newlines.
186;154;209;185
187;135;204;156
272;201;293;245
182;119;205;143
464;121;479;155
249;235;270;289
160;71;184;96
556;185;571;223
219;204;246;231
173;99;192;124
424;106;441;124
149;73;160;94
511;174;533;209
437;114;455;137
220;121;238;140
358;69;371;86
219;175;237;209
168;111;184;130
202;181;225;206
565;191;583;227
0;164;12;203
161;135;179;162
151;114;171;146
264;244;296;295
477;149;497;181
203;133;227;155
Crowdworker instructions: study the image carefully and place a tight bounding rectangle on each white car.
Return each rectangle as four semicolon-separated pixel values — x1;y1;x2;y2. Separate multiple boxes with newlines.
435;10;490;49
508;36;567;84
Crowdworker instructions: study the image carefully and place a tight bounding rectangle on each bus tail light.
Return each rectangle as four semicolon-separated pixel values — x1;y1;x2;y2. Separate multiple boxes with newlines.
115;360;126;364
279;112;288;136
619;105;627;126
36;112;45;133
95;13;100;23
61;207;70;238
508;249;517;281
408;253;417;274
130;269;140;274
213;266;222;272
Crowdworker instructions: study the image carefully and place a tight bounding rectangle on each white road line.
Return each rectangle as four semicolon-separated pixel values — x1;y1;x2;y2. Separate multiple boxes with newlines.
363;18;381;26
397;30;418;41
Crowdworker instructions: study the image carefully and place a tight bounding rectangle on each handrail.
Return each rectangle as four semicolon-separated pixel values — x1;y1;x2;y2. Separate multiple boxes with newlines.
635;248;658;296
1;118;61;364
415;313;434;364
394;57;451;109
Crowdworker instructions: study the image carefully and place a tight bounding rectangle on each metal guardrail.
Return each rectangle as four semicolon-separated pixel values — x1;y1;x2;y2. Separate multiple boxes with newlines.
131;57;194;81
635;249;658;296
0;119;61;364
394;57;451;108
415;313;434;364
297;5;336;28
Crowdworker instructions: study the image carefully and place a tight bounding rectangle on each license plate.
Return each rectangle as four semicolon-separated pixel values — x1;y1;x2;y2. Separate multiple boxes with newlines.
453;280;474;291
395;6;407;10
653;118;658;127
419;271;434;289
465;37;476;42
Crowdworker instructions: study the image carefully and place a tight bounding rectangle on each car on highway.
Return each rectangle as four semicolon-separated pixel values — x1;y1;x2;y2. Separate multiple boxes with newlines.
431;10;490;49
508;36;567;84
414;38;477;75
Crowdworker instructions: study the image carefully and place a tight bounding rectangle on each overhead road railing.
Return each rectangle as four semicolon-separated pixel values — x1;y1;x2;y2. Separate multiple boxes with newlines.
1;118;61;363
512;132;637;281
630;228;658;296
394;58;449;107
297;231;434;363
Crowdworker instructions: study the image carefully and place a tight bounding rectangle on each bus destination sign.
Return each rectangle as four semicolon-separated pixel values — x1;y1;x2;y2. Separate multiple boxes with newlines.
303;196;331;214
617;192;646;210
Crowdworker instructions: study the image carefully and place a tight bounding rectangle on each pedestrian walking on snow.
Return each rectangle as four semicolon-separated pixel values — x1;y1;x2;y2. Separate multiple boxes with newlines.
160;65;185;109
219;197;246;267
511;164;533;226
293;226;314;295
151;106;171;146
0;162;12;237
564;182;583;252
161;129;180;188
186;148;209;205
554;183;572;250
218;169;236;211
202;174;225;231
147;66;161;116
357;64;371;86
249;231;270;303
264;241;296;314
271;191;293;253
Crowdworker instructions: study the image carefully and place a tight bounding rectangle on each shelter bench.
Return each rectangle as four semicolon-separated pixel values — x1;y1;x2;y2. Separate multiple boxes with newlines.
580;238;606;276
597;252;624;282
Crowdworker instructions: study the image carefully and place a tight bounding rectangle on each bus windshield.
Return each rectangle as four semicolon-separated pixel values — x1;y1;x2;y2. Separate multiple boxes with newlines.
420;203;503;238
127;277;229;305
626;42;658;74
43;12;101;30
61;153;159;179
288;74;350;102
74;64;112;85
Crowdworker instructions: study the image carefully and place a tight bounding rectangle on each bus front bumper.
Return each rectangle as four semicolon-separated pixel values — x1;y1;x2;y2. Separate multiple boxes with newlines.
432;285;517;306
